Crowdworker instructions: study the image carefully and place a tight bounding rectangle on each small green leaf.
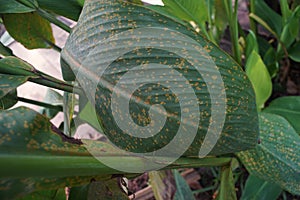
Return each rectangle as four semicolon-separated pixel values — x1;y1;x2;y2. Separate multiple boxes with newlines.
149;170;176;200
37;0;83;21
0;56;36;76
2;12;55;49
263;96;300;134
19;188;66;200
216;160;237;200
237;113;300;195
0;89;18;110
245;51;272;110
241;175;282;200
41;89;63;118
245;30;259;58
0;0;36;13
254;0;282;36
79;102;103;133
288;41;300;62
0;74;30;98
278;6;300;52
263;47;279;78
0;42;14;57
87;179;129;200
173;169;195;200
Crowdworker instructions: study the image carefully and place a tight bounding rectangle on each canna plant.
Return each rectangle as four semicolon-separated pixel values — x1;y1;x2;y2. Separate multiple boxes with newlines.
0;0;299;199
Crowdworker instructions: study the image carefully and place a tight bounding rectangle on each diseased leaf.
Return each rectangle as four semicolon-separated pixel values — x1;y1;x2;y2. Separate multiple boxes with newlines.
245;51;272;110
241;175;282;200
237;113;300;195
264;96;300;134
2;12;55;49
0;74;30;98
61;0;258;157
0;107;233;198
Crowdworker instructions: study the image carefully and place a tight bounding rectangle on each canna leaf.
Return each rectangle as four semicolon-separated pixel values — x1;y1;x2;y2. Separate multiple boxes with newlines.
2;12;55;49
61;0;259;159
0;0;36;13
263;96;300;134
237;113;300;195
241;175;282;200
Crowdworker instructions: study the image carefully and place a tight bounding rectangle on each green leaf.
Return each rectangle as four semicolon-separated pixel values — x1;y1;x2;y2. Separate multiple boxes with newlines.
41;89;63;118
149;170;176;200
0;0;36;13
62;0;259;157
237;113;300;195
70;179;129;200
37;0;83;21
0;74;30;98
0;42;14;57
280;0;292;24
288;41;300;62
0;56;36;76
241;175;282;200
245;30;259;58
0;57;37;100
2;12;55;49
278;6;300;52
173;169;195;200
245;51;272;110
216;160;237;200
19;188;66;200
263;96;300;134
254;0;282;36
86;179;128;200
160;0;208;27
263;47;279;78
0;89;18;110
79;101;103;132
0;106;234;198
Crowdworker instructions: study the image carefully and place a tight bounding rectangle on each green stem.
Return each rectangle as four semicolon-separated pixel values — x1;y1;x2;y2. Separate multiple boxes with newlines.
17;97;63;111
193;185;217;194
37;8;71;33
249;0;257;34
44;39;62;52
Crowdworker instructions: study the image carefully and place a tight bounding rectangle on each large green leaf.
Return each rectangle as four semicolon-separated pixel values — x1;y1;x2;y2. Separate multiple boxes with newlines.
241;175;282;200
237;113;300;195
61;0;258;157
264;96;300;134
2;12;55;49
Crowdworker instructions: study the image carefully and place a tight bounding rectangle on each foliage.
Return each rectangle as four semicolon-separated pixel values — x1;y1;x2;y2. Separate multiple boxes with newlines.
0;0;299;199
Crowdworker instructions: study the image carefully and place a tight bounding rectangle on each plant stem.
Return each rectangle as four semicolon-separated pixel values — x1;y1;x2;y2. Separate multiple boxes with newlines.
224;0;242;65
17;97;63;111
37;8;71;33
249;0;257;34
